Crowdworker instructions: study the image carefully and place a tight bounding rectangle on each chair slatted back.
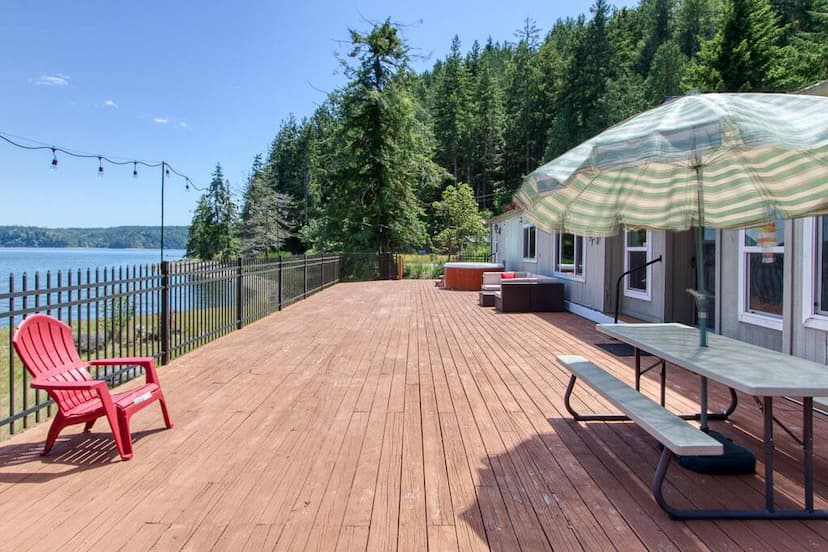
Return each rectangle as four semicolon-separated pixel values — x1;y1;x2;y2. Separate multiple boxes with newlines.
12;314;96;411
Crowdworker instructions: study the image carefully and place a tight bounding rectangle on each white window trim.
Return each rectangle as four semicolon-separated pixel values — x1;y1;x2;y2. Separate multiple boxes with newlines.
553;232;586;282
801;217;828;332
624;230;652;301
522;223;537;263
737;227;784;331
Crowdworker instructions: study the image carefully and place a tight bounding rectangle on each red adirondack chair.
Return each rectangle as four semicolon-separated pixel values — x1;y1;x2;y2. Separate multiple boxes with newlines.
12;314;173;460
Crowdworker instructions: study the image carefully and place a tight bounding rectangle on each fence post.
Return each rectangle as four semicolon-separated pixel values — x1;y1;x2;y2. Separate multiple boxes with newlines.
277;255;283;311
160;261;170;366
236;257;244;330
303;253;308;299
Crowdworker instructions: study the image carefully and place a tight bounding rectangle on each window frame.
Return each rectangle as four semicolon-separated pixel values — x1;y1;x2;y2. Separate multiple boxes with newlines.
624;229;652;301
522;223;537;262
737;221;784;331
553;232;585;281
801;217;828;331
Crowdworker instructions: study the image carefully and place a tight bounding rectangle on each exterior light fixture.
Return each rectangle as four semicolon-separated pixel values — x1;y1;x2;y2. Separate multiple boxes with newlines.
50;148;58;171
133;162;138;178
98;157;104;177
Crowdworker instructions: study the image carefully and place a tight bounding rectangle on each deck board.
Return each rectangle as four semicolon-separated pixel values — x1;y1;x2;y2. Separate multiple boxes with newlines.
1;279;828;550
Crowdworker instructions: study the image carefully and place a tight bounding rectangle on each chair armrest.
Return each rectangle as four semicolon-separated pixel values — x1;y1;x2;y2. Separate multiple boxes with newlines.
89;357;154;368
89;356;160;384
31;378;107;392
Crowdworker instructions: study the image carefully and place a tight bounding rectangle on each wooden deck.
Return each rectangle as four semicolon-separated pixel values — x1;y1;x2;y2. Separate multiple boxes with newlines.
1;279;828;551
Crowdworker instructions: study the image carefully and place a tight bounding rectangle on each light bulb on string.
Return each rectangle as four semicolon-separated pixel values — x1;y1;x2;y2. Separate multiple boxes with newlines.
133;162;138;178
97;157;104;177
50;148;58;171
185;178;190;191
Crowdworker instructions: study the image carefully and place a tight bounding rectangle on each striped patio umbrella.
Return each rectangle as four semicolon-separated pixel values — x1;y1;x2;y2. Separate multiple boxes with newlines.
516;93;828;238
516;92;828;347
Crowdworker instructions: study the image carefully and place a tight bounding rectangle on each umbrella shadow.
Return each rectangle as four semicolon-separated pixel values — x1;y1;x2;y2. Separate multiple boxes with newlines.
456;414;828;550
0;427;166;482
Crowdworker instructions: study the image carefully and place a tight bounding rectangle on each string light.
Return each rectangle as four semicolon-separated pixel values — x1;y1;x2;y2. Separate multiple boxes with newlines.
0;130;202;190
1;129;206;196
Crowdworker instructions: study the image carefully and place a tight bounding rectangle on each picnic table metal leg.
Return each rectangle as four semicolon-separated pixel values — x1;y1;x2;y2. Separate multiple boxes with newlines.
700;376;709;432
764;396;775;513
804;397;814;512
563;375;629;422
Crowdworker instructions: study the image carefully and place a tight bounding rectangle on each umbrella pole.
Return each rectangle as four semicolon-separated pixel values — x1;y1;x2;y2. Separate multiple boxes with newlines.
695;225;708;348
694;162;710;432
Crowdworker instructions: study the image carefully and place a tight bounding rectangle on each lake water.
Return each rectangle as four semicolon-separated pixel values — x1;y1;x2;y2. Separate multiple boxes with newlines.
0;247;186;296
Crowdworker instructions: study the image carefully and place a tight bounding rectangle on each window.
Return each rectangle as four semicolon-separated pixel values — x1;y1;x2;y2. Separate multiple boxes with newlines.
738;219;784;329
554;233;584;278
819;217;828;316
624;229;651;300
801;217;828;331
522;224;536;260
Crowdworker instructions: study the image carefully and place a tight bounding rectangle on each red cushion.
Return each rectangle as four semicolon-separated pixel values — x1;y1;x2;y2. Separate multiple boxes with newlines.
500;272;515;279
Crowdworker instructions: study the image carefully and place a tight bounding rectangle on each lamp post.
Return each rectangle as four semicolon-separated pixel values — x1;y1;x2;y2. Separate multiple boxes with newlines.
160;161;166;263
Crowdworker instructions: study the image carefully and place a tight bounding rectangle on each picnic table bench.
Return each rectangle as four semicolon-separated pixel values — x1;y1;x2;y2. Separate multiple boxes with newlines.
557;354;724;519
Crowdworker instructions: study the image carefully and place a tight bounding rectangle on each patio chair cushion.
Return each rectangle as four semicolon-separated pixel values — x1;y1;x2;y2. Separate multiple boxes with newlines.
501;272;515;279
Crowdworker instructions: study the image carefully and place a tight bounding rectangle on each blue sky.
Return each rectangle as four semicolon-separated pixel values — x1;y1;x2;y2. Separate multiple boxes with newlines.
0;0;636;228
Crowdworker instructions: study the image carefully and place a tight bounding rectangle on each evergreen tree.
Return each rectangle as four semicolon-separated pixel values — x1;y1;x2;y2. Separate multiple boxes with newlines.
675;0;722;58
502;19;544;200
548;1;615;157
239;155;295;256
260;115;312;252
432;183;486;255
644;40;688;103
316;20;444;256
186;164;239;261
638;0;675;74
468;43;505;211
432;35;473;181
685;0;782;91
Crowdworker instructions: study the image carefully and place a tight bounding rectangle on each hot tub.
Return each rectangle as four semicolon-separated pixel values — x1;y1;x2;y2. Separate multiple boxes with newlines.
443;262;503;291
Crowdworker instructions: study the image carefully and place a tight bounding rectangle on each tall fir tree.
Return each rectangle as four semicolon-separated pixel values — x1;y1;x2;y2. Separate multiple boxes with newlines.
685;0;782;91
239;155;295;256
186;164;239;261
432;35;473;181
316;20;445;255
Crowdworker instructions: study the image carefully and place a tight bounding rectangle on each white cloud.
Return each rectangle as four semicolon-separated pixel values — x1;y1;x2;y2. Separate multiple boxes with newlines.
177;121;190;129
35;73;70;87
153;117;169;124
103;99;118;109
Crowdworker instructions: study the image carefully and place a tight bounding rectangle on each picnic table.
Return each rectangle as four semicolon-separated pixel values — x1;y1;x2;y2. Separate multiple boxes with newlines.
596;322;828;520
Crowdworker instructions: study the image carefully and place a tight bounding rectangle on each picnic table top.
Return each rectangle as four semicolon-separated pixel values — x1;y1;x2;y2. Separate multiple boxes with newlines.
597;323;828;397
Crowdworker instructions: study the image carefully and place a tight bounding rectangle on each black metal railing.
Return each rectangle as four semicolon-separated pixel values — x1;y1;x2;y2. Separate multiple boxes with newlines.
0;253;342;437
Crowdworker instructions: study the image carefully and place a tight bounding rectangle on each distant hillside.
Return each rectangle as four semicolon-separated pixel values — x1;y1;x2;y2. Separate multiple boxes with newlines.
0;226;189;249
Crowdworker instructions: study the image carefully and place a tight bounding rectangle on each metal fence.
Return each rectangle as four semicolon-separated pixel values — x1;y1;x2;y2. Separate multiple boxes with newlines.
0;253;341;437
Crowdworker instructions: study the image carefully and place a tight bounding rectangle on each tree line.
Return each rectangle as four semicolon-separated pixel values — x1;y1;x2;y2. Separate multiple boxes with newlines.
186;0;828;261
0;225;189;249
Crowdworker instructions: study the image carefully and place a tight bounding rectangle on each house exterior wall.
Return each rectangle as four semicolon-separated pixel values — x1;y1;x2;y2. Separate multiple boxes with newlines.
490;212;608;313
791;218;828;364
